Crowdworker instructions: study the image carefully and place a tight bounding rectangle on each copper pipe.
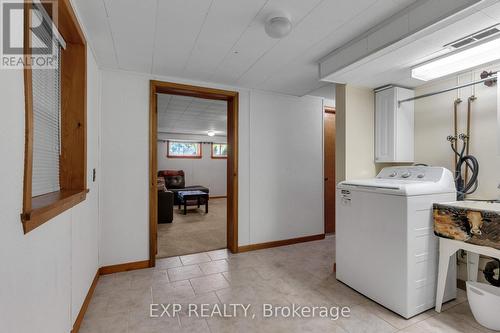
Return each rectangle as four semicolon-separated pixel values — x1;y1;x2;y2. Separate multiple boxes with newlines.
453;98;461;169
465;95;476;182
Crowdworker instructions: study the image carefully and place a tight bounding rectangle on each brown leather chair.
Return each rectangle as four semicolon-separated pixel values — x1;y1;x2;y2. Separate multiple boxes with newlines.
158;170;209;205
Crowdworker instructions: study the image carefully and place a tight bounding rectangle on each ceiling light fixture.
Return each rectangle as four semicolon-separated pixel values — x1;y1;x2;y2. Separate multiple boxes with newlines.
265;13;292;39
207;130;216;137
411;36;500;81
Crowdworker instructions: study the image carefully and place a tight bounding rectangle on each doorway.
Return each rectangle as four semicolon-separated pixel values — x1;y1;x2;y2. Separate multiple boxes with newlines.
149;81;239;267
324;107;336;234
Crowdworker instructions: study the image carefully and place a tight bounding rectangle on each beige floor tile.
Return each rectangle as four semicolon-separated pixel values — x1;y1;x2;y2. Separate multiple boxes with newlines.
206;316;263;333
151;269;170;287
93;274;131;297
199;259;229;275
361;299;434;329
222;267;264;287
225;253;263;270
412;313;485;333
105;287;152;315
156;256;183;269
127;308;181;333
440;302;497;333
168;264;204;281
190;273;230;294
206;248;230;261
441;288;468;311
261;317;348;333
179;314;211;332
82;294;108;320
81;236;481;333
79;312;128;333
336;302;398;333
180;252;212;265
175;291;221;315
153;279;196;303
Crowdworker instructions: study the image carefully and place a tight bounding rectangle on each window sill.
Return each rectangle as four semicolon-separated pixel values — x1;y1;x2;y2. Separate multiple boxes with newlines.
21;189;88;234
166;155;202;159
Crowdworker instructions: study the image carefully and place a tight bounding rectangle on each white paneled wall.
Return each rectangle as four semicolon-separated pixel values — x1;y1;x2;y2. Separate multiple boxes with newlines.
99;69;325;266
0;47;100;333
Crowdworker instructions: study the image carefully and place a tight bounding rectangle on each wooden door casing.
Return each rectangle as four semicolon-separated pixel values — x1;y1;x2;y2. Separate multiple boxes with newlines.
324;108;336;234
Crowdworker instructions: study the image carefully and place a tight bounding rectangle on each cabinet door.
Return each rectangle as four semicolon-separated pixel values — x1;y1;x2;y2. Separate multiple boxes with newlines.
375;88;395;162
395;88;414;162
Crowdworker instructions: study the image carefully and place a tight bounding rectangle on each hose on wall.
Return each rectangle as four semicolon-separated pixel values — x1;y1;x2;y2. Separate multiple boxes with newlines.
447;134;479;200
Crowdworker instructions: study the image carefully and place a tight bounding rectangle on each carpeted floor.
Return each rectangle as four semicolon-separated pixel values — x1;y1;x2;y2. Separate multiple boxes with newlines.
156;198;227;258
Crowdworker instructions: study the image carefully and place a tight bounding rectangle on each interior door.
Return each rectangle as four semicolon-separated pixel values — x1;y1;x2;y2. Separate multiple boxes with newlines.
324;108;336;233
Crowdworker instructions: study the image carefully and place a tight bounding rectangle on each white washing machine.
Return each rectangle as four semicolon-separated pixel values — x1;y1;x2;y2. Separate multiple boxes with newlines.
336;166;457;318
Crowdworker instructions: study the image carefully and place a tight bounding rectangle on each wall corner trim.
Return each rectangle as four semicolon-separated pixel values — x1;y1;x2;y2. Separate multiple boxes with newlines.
71;270;100;333
71;260;152;332
99;260;151;275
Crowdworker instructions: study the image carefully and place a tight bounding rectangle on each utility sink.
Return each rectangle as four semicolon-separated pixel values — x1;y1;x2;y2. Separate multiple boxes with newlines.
433;201;500;250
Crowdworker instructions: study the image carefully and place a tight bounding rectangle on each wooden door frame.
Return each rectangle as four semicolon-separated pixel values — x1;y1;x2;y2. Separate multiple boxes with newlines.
149;80;239;267
324;106;336;234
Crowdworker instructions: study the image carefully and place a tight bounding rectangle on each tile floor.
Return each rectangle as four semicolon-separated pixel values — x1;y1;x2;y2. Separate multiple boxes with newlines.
80;236;494;333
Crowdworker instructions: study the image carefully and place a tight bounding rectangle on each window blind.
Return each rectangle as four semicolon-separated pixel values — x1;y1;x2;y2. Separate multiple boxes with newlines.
31;14;62;197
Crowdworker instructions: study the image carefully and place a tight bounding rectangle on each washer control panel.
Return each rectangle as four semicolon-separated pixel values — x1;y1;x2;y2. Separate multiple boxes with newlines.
377;167;444;182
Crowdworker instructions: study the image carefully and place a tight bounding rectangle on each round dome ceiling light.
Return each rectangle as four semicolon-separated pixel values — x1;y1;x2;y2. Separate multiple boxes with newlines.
207;130;216;137
265;13;292;39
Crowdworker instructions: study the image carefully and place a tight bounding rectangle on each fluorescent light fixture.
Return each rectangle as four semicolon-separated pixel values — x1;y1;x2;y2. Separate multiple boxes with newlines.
207;130;216;137
412;37;500;81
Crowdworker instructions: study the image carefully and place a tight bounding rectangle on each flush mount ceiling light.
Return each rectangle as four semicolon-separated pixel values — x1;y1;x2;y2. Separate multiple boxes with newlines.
265;13;292;39
411;36;500;81
207;130;216;137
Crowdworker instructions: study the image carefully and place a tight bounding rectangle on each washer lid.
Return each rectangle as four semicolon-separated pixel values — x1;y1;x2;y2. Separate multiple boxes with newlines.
337;167;456;196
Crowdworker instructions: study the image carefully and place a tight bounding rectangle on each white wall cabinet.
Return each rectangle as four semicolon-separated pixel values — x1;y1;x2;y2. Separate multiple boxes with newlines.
375;86;414;163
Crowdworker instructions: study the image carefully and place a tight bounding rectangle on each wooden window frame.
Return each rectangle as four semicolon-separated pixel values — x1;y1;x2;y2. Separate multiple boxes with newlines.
211;142;228;159
166;140;202;159
21;0;87;234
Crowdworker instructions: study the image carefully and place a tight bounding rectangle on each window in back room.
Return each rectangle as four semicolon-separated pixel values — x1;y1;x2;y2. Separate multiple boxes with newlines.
211;143;227;159
167;141;202;158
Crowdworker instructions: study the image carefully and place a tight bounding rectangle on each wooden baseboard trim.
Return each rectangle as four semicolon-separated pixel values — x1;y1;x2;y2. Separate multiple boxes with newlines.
99;260;151;275
238;234;325;252
71;270;99;333
209;195;227;199
71;260;152;332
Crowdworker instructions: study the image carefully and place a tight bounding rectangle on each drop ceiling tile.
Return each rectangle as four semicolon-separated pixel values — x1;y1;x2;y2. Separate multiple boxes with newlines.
253;0;419;92
152;0;213;77
237;0;378;87
213;0;326;85
183;0;268;77
482;2;500;20
78;0;452;95
259;62;324;96
106;0;157;72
